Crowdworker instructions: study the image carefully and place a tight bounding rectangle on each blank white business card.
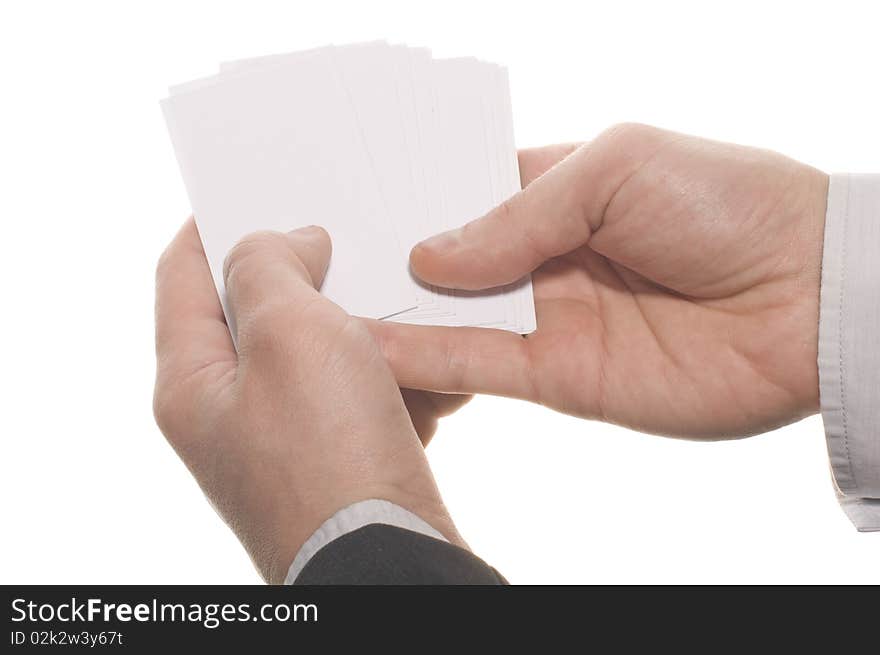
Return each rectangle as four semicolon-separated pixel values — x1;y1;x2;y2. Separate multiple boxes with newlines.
162;41;537;337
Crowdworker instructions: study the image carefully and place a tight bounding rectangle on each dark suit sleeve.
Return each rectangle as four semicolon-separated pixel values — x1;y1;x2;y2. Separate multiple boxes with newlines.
293;523;507;585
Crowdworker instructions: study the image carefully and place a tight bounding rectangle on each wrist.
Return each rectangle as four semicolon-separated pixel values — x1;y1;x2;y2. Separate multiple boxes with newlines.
790;167;828;416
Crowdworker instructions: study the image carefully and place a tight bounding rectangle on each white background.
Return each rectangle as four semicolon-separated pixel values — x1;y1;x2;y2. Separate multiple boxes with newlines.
1;0;878;584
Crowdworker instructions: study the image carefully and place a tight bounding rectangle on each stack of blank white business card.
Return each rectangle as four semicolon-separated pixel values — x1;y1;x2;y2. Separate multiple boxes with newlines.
162;41;536;337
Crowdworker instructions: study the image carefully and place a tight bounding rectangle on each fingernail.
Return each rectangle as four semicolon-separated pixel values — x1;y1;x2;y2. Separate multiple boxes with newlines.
289;225;324;238
417;228;461;254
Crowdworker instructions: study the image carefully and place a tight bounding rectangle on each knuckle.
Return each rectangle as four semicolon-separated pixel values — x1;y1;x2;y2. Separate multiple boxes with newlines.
336;314;376;351
597;121;659;149
492;193;546;261
240;295;336;358
495;197;517;223
371;325;396;364
223;231;287;285
467;195;519;241
310;315;379;378
443;337;471;390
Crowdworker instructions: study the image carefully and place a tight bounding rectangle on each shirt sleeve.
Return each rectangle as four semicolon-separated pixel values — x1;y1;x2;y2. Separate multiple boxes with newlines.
283;499;450;584
818;174;880;531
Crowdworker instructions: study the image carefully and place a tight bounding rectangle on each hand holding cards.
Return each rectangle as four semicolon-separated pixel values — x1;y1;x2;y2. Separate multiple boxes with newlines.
161;41;536;340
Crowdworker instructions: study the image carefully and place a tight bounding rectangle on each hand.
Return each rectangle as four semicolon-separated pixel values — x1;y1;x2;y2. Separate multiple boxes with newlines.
153;220;463;583
372;124;828;439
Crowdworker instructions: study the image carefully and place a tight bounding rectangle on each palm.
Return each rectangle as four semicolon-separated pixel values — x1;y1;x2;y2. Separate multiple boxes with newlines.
526;245;811;438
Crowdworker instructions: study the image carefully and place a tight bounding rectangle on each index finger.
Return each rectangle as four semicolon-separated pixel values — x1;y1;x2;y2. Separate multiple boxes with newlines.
366;319;535;400
155;218;236;392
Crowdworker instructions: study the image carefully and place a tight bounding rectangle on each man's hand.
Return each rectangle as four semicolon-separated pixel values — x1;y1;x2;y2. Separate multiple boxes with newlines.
153;220;463;583
371;124;829;439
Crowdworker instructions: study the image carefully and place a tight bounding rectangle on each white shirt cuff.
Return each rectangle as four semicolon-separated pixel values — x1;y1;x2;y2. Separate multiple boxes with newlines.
819;173;880;531
284;499;448;584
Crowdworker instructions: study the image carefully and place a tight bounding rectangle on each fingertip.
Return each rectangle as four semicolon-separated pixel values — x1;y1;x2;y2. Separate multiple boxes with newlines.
288;224;331;251
408;241;434;282
409;229;462;286
415;228;462;257
286;225;332;288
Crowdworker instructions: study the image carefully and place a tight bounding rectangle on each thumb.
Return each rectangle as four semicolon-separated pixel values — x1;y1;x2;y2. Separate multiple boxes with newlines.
410;123;676;290
222;225;332;344
285;225;333;290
